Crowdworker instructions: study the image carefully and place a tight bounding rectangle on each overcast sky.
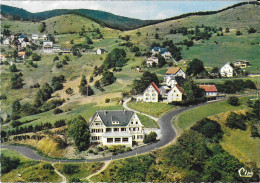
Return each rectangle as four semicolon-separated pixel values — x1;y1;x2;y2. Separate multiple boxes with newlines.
2;1;241;20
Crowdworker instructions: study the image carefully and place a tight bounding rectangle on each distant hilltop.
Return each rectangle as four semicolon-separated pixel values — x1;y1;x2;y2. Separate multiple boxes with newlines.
1;1;259;30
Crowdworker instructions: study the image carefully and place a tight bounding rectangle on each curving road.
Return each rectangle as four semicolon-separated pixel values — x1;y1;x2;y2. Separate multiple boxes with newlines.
1;98;227;163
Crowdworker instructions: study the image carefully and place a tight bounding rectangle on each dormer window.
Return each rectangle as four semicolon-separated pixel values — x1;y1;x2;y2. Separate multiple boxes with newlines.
112;121;120;124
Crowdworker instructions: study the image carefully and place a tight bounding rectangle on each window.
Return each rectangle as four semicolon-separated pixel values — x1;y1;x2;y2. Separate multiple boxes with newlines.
115;138;121;143
107;138;113;143
114;128;119;132
136;122;138;124
106;128;111;132
132;135;135;139
121;128;126;131
95;123;99;126
137;135;143;139
176;94;179;97
122;138;128;142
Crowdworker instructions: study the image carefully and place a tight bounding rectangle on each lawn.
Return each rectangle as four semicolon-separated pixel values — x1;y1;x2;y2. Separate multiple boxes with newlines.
175;95;255;131
53;162;104;181
137;113;158;128
1;149;61;182
128;101;177;117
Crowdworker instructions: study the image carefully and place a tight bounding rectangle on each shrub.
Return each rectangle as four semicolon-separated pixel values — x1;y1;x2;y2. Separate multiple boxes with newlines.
0;94;7;100
71;178;81;183
11;120;22;127
53;108;63;114
97;147;104;151
105;98;110;103
93;151;98;155
54;119;66;128
227;96;239;106
56;61;63;68
226;112;246;130
65;88;73;95
43;164;54;170
1;154;20;174
63;164;79;175
88;149;94;153
251;125;259;137
9;64;18;72
144;131;157;144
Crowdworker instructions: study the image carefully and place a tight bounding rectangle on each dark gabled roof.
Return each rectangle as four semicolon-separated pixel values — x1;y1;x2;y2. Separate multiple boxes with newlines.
95;110;135;127
153;47;160;51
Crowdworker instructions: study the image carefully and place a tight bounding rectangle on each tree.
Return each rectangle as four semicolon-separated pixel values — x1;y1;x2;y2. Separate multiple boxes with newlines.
186;58;205;76
155;33;159;39
11;73;24;89
51;75;65;91
94;80;101;89
89;76;94;83
227;96;239;106
130;46;140;52
65;88;73;95
157;54;166;68
100;71;116;86
81;85;94;96
236;30;242;36
1;154;20;174
34;83;53;107
248;27;256;34
68;115;90;151
79;75;87;93
144;131;157;143
31;53;41;61
12;100;21;114
39;22;46;33
9;64;18;72
226;112;246;130
183;79;205;102
211;67;219;74
131;71;159;94
103;48;127;69
86;36;93;44
225;27;230;33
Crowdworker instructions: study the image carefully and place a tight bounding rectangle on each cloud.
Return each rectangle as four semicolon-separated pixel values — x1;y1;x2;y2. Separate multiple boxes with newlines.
1;1;240;20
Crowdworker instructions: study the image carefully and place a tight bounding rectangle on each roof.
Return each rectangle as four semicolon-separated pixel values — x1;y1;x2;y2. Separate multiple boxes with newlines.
95;110;135;127
150;82;160;93
19;35;26;38
152;47;160;51
199;85;218;92
166;67;181;75
175;84;184;93
18;52;26;56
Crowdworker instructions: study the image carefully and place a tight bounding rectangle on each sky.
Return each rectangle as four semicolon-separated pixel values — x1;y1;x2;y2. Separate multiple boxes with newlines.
1;1;242;20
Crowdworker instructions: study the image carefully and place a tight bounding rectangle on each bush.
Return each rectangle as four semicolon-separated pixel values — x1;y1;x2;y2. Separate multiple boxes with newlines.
97;147;104;151
93;151;98;155
63;164;79;175
144;131;157;144
11;120;22;127
251;125;259;137
53;108;63;114
1;154;20;174
70;178;81;183
226;112;246;130
43;164;54;170
88;149;94;153
0;94;7;100
9;64;18;72
56;61;63;68
65;88;73;95
227;96;239;106
105;98;110;103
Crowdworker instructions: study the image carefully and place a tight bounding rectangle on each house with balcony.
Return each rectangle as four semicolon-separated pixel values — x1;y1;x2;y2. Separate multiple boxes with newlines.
89;110;145;147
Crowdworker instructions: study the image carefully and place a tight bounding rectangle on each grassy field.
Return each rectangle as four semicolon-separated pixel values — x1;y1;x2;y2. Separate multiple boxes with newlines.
196;76;260;85
53;162;104;181
175;95;255;131
137;113;158;128
1;149;61;182
128;101;177;117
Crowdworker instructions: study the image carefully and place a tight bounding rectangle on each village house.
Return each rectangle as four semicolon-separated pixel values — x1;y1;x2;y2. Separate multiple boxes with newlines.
164;67;186;83
151;47;171;59
96;48;106;54
40;34;48;40
20;41;30;48
166;84;183;103
146;56;159;67
3;38;10;45
52;44;61;53
43;41;53;53
163;75;185;88
18;52;26;59
233;60;250;68
60;48;71;54
142;82;160;102
220;62;234;77
31;34;39;41
89;110;145;147
199;85;218;96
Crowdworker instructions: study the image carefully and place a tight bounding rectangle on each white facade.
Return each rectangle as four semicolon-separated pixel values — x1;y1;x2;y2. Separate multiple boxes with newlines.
43;41;53;53
3;38;10;45
161;51;171;59
166;85;183;103
89;110;144;147
220;62;234;77
32;34;39;41
146;57;159;67
96;48;105;55
143;83;159;102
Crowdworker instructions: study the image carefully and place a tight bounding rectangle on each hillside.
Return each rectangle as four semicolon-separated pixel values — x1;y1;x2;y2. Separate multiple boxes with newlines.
0;4;157;30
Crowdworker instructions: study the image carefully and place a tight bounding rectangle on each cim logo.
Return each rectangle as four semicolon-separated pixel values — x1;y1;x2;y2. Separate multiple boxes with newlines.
238;167;253;178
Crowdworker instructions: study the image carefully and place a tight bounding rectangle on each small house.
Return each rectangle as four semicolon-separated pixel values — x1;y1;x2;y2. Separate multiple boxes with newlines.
18;52;26;59
43;41;53;53
166;84;183;103
53;44;61;53
165;67;186;79
146;57;159;67
3;38;10;45
233;60;250;68
220;62;234;77
151;47;171;59
199;85;218;96
96;48;106;55
31;34;39;41
143;82;160;102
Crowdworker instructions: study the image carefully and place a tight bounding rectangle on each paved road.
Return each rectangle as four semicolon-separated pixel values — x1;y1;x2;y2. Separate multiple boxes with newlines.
1;97;234;163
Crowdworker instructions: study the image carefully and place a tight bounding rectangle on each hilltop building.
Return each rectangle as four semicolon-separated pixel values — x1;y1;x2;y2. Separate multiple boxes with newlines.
233;60;250;68
96;48;106;55
89;110;144;147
